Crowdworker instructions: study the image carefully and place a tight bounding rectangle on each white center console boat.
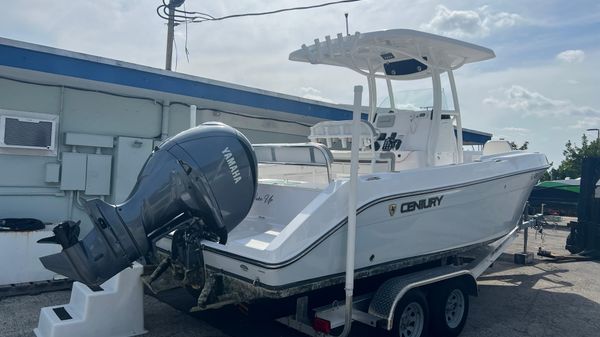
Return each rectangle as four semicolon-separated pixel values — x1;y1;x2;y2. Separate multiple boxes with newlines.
39;29;549;324
159;29;550;304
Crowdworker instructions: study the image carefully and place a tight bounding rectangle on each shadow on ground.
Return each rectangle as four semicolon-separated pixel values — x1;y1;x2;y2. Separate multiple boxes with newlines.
462;258;600;337
155;256;600;337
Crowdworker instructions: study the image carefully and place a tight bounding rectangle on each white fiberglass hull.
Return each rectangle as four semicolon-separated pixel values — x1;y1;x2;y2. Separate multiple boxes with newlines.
198;152;547;291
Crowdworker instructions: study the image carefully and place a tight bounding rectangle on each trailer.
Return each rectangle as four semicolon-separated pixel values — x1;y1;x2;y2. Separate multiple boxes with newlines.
276;224;522;337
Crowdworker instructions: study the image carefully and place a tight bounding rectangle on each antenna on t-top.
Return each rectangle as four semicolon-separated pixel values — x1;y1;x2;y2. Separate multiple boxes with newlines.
344;13;349;35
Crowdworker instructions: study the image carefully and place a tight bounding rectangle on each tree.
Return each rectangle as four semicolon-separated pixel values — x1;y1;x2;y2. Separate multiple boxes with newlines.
543;134;600;181
508;141;529;150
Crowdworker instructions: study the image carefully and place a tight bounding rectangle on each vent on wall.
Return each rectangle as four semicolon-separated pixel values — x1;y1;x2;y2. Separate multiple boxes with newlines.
0;115;57;151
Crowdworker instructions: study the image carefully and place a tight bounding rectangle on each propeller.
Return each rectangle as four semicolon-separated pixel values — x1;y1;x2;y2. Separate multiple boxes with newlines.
37;220;81;249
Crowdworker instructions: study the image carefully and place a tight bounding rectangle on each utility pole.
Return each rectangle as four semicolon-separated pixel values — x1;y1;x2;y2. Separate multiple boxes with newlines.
344;13;349;35
586;128;599;140
587;128;600;156
165;0;186;70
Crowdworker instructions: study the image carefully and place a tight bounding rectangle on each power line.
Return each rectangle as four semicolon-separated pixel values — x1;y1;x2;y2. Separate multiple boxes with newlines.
157;0;361;23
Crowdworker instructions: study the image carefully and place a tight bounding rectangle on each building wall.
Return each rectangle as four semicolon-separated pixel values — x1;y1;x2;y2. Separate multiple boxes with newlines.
0;77;311;234
61;89;163;138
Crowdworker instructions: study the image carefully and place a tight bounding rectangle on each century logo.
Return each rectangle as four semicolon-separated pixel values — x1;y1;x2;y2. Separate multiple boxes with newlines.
222;147;242;184
400;195;444;214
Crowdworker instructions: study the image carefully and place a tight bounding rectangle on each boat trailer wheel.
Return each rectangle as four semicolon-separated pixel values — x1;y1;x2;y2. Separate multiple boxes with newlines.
444;289;465;329
392;290;429;337
399;303;424;337
430;282;470;337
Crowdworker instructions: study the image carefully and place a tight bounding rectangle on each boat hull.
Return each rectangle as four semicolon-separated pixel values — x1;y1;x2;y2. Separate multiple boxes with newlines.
201;156;546;291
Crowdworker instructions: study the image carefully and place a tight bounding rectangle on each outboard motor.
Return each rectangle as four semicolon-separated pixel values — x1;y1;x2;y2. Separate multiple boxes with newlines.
39;122;257;286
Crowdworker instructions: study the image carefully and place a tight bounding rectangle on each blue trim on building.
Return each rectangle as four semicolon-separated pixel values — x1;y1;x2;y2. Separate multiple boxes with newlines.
0;42;491;144
0;44;353;121
461;131;491;144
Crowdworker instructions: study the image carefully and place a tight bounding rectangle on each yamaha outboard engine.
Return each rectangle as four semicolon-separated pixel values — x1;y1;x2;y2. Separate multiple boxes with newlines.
39;122;257;286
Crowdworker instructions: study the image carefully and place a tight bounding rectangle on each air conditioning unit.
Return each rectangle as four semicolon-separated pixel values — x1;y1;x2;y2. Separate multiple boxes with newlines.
0;114;57;151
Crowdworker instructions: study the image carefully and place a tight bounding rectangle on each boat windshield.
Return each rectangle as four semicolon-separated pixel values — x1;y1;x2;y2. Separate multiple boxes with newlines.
378;75;453;111
378;88;451;111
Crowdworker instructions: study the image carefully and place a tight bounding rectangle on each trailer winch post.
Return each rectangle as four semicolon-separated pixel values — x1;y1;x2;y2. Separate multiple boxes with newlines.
515;202;543;264
523;210;529;255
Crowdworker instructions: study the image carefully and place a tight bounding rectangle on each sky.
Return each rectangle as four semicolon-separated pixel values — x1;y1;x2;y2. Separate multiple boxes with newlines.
1;0;599;167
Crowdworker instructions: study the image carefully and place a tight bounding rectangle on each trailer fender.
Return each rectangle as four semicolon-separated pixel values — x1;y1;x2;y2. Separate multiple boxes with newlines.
437;274;478;297
367;267;477;331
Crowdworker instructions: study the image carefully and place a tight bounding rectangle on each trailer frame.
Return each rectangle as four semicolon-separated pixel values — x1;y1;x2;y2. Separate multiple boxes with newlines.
276;223;523;336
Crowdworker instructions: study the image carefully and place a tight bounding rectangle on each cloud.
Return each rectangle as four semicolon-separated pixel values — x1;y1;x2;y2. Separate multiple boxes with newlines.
396;103;422;110
299;87;336;104
556;50;585;63
498;127;531;140
569;117;600;130
501;127;530;133
421;5;523;38
483;85;600;118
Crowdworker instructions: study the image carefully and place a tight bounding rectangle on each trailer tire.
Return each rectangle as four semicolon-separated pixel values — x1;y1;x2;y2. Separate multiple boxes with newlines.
391;289;430;337
430;281;469;337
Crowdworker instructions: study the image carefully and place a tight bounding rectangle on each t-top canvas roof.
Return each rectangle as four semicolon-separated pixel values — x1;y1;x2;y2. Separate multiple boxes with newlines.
289;29;495;80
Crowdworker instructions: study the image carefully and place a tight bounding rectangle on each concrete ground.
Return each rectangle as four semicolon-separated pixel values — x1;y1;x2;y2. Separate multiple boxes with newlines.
2;218;599;337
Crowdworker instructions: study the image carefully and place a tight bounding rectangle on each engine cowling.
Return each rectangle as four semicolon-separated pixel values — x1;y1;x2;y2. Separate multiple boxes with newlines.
39;122;257;286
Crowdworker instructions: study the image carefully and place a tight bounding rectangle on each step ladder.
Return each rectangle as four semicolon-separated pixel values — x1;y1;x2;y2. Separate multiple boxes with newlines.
34;262;147;337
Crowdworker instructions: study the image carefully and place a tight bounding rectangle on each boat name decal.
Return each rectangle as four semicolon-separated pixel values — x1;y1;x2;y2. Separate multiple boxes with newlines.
222;147;242;184
400;195;444;214
255;193;274;205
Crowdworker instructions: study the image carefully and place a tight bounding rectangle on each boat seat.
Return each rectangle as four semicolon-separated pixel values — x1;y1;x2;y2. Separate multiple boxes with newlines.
482;140;512;156
308;120;378;150
227;183;321;250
